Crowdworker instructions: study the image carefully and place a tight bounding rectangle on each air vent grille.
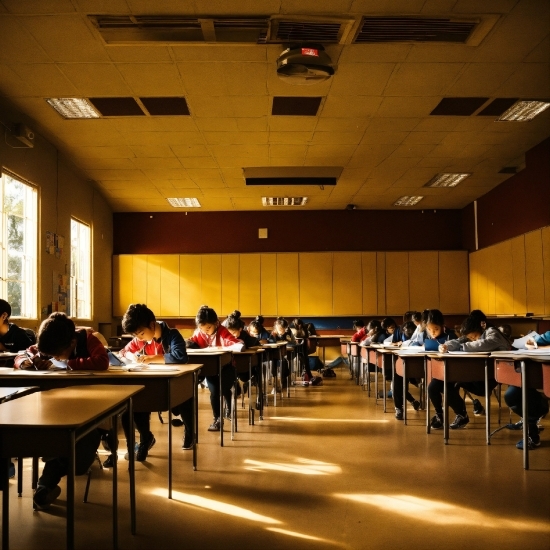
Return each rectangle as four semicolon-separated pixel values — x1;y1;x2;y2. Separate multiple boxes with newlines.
275;20;342;43
96;16;201;29
354;17;477;43
213;18;269;43
262;197;308;206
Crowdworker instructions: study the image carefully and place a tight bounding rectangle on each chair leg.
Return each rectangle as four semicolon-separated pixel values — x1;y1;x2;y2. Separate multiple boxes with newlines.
158;411;164;424
83;469;92;503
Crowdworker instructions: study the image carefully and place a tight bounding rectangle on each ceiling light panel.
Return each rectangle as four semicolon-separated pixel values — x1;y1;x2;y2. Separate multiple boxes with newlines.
393;196;424;206
424;173;471;188
262;197;308;206
45;98;100;119
167;198;201;207
497;100;550;121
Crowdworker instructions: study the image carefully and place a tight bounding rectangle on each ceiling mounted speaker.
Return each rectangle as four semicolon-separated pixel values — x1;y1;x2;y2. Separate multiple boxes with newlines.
276;45;334;85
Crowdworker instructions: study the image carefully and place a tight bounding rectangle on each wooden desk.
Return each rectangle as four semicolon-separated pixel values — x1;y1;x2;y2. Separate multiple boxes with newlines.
428;353;491;444
393;350;428;426
374;347;394;412
308;335;344;367
232;349;264;432
259;343;287;407
359;345;377;394
186;350;231;446
0;385;142;550
0;387;38;404
491;351;548;470
344;341;360;385
0;365;202;496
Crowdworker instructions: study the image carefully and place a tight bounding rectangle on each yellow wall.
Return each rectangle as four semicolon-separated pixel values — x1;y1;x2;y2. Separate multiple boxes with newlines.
469;226;550;316
113;250;469;317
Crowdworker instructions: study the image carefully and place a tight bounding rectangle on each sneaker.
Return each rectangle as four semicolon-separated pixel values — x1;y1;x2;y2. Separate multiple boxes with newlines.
135;433;156;462
33;485;61;510
310;376;323;386
182;432;193;450
208;418;221;431
395;408;403;420
506;420;523;431
430;414;443;430
100;433;111;452
450;413;470;429
412;400;421;411
103;454;116;468
9;462;15;479
302;372;311;386
224;407;232;420
516;434;541;450
472;399;485;416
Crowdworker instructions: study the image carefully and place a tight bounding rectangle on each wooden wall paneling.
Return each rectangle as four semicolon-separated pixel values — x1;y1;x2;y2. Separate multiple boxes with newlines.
385;252;409;315
475;249;489;314
113;255;133;317
493;241;514;314
468;251;478;312
542;226;550;315
179;254;201;317
484;246;497;315
333;252;363;315
239;254;261;315
361;252;378;315
132;255;148;304
221;255;240;317
276;253;299;315
260;254;277;315
440;251;469;314
525;229;545;315
409;251;439;311
146;255;161;314
200;255;222;313
159;255;180;317
376;252;386;315
511;236;527;314
299;253;333;315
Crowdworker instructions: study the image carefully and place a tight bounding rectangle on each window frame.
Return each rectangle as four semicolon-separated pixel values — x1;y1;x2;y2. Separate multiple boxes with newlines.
70;217;92;321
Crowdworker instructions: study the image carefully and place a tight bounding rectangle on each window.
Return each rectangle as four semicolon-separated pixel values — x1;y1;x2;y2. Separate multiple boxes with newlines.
0;171;37;318
70;219;91;319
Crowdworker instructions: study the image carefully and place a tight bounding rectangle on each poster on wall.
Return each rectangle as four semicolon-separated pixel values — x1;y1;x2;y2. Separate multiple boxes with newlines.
52;272;69;314
46;231;55;254
46;232;65;258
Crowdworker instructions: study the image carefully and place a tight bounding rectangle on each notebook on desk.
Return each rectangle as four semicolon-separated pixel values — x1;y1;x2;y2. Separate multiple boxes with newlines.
424;340;440;352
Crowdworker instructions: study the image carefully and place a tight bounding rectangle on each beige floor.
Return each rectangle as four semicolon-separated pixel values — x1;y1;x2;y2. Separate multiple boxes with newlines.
7;370;550;550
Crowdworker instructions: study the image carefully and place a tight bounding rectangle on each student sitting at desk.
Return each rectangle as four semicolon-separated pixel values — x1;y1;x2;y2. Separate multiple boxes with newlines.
248;315;270;344
435;314;509;429
358;319;386;346
0;298;34;352
14;313;107;510
351;319;366;343
189;305;242;432
382;317;402;345
504;330;550;450
117;303;192;460
268;318;295;392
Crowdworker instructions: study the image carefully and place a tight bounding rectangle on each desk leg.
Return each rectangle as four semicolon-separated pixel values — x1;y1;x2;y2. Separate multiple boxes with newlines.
112;414;119;549
128;399;136;535
168;381;173;499
32;457;38;489
259;361;264;421
485;360;490;446
425;359;430;434
193;370;198;471
249;357;254;426
383;358;387;413
374;352;379;405
2;459;9;550
67;430;76;550
521;361;529;470
17;458;22;497
219;360;224;447
443;361;449;444
231;383;236;441
402;359;407;425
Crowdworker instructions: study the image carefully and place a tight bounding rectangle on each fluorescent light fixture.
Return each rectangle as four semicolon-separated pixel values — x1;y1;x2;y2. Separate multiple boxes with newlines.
497;100;550;121
262;197;308;206
45;98;100;119
166;197;201;207
393;196;424;206
424;173;471;188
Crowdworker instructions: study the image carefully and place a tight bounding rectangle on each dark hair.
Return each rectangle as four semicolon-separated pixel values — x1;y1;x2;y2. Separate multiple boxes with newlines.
498;324;512;340
402;311;415;323
248;319;262;334
353;319;365;329
401;321;416;339
412;311;422;323
195;305;218;326
381;317;396;330
292;318;304;329
225;310;244;331
305;323;317;336
0;299;11;319
37;312;76;356
461;315;483;336
426;309;444;327
274;317;288;330
421;309;431;324
367;319;384;341
122;304;156;334
470;309;487;322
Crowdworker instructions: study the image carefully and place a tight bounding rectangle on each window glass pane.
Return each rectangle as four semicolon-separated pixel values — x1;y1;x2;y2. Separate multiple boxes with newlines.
70;218;91;319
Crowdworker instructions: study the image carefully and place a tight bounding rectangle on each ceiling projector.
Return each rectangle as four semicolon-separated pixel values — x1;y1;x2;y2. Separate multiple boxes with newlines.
276;45;335;85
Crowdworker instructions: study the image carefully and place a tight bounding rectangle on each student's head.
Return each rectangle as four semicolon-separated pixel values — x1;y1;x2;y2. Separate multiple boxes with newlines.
401;321;416;340
37;312;77;360
273;317;288;336
425;309;445;339
460;315;484;341
248;320;261;337
306;323;316;336
292;318;304;330
122;303;157;341
498;324;513;342
195;305;219;335
402;311;414;324
412;311;422;326
353;319;365;331
255;315;265;329
0;299;11;335
381;317;397;334
470;309;487;329
367;319;382;335
225;310;245;339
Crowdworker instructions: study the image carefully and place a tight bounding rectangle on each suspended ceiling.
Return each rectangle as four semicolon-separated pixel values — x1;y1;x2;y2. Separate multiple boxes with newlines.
0;0;548;212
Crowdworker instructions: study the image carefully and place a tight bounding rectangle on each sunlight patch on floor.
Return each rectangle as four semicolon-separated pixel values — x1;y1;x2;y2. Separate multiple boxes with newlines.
244;458;342;475
269;416;389;423
334;494;550;532
266;527;327;541
151;488;281;524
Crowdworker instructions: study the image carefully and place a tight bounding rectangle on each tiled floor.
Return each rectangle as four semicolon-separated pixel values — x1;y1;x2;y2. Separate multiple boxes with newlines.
6;370;550;549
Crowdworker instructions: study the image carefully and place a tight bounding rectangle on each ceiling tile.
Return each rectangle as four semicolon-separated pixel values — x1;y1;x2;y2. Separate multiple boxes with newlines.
493;63;550;97
123;131;205;146
141;168;189;180
384;63;465;96
10;63;78;95
269;144;308;157
390;143;436;157
0;18;51;63
376;97;440;117
268;132;313;144
71;145;135;158
131;157;183;170
178;157;219;169
329;63;395;96
88;168;148;181
315;117;369;132
59;63;132;95
130;145;177;158
203;132;268;144
359;131;408;144
1;0;76;13
311;131;364;144
115;63;185;96
106;46;174;63
321;95;383;118
402;132;447;145
446;63;520;96
268;117;318;131
339;43;411;63
170;144;212;157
